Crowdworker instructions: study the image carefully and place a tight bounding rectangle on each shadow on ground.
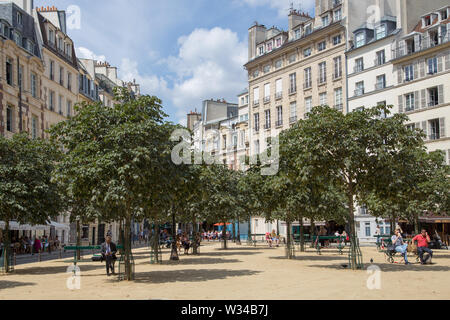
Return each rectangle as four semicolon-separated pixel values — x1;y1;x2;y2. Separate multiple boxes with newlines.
160;257;243;266
306;263;450;272
14;264;104;276
0;280;37;290
269;255;348;262
133;268;261;284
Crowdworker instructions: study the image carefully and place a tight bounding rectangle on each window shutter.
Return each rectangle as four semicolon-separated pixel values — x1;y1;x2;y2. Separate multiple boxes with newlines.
414;34;421;52
440;118;446;138
438;84;444;105
445;51;450;70
422;121;428;140
437;55;443;72
413;63;418;79
414;91;419;110
398;95;403;113
421;89;426;109
397;66;403;84
419;59;425;78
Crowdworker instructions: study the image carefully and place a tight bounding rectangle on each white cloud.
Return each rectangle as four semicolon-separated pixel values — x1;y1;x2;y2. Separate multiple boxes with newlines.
75;47;106;62
238;0;315;17
165;27;248;124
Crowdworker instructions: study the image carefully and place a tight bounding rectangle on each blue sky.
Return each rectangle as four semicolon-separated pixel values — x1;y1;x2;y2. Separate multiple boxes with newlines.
35;0;315;124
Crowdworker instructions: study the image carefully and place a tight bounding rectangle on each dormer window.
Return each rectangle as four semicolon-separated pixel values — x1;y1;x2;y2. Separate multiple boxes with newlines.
441;9;448;20
305;24;312;35
334;8;342;21
49;29;55;45
322;15;329;27
17;12;22;25
253;70;259;78
276;37;282;47
355;32;365;48
263;65;271;74
258;45;264;56
303;47;311;57
26;39;34;53
294;28;301;40
267;42;273;52
375;24;386;40
13;31;21;46
424;16;431;26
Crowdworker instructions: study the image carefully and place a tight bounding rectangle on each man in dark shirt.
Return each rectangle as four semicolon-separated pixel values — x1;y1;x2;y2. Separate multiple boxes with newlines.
101;236;117;276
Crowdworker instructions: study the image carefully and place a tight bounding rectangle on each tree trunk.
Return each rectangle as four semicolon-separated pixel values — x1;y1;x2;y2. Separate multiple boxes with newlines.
222;222;227;250
347;189;361;270
192;217;199;255
414;213;419;235
390;215;396;236
247;215;252;245
286;221;293;259
232;221;236;243
236;218;241;245
299;216;305;252
2;220;11;273
76;219;81;261
124;215;133;281
170;211;179;261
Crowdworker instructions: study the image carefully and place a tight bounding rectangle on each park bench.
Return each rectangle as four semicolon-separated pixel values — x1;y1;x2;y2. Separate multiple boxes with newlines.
311;236;346;255
375;235;391;251
247;234;267;247
379;239;420;264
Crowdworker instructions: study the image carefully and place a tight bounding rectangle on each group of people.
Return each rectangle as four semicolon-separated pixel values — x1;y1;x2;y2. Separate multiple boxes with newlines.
201;230;232;241
391;228;434;265
265;230;280;247
0;235;60;256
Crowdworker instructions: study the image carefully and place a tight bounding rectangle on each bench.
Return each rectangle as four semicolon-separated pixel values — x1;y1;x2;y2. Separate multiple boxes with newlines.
379;239;420;264
311;236;347;255
247;234;267;247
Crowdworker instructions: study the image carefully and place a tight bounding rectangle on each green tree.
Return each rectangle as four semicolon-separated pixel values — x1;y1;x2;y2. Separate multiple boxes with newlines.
0;133;64;272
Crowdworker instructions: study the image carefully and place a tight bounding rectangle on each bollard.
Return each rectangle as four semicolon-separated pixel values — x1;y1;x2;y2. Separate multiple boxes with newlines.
38;250;41;262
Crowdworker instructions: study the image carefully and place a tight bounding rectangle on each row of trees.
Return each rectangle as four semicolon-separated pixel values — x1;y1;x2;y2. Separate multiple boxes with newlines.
2;89;449;274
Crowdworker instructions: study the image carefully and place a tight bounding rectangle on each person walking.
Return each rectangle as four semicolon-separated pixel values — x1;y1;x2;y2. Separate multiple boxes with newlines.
101;236;117;276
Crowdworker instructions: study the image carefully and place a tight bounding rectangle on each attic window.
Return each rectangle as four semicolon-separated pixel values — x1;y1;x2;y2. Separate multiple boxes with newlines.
355;32;365;48
294;28;301;39
17;12;22;25
276;37;282;47
425;16;431;26
375;24;386;40
441;10;448;20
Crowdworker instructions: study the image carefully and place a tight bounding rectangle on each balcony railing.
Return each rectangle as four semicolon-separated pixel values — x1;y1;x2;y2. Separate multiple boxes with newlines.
275;92;282;100
303;82;312;90
275;120;283;127
393;30;450;59
264;96;271;103
253;100;260;107
354;65;364;73
428;100;439;107
375;82;386;90
333;72;342;80
264;123;271;130
374;58;385;66
289;87;297;95
354;88;365;96
318;77;327;85
334;104;343;111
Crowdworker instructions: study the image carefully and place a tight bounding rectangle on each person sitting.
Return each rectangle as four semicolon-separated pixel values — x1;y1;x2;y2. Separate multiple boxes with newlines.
271;230;279;247
391;229;410;265
412;229;433;265
182;235;191;255
265;233;272;247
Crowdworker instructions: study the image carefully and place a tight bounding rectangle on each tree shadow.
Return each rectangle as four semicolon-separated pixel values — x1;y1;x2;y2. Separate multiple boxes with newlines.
0;280;37;290
13;264;105;276
269;255;348;262
161;258;242;266
133;269;261;284
204;251;262;257
306;263;450;272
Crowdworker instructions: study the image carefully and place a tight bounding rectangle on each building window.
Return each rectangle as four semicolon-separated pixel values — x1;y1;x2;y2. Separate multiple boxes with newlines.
319;62;327;83
290;101;297;123
429;119;441;140
322;16;329;27
31;116;38;139
258;46;264;56
267;42;273;52
333;56;342;79
6;107;13;132
254;141;260;155
334;8;342;21
13;31;21;46
375;24;386;40
355;81;364;96
31;73;37;98
441;10;448;20
294;28;301;40
59;95;63;114
18;65;23;89
289;73;297;94
6;58;13;86
304;67;312;88
319;92;327;106
67;73;72;91
334;88;343;111
404;64;414;82
254;113;260;132
67;100;72;117
376;74;386;90
253;87;260;105
318;41;326;51
376;50;385;65
264;83;270;102
428;57;438;75
263;65;271;74
355;57;364;73
275;79;282;99
275;59;282;69
49;29;55;45
17;12;23;25
303;47;311;57
405;93;415;111
276;106;283;127
355;32;365;48
333;34;342;45
50;61;55;81
60;67;64;86
365;223;371;237
49;91;55;111
264;109;271;130
289;53;296;63
276;38;282;47
253;69;259;78
428;87;439;107
305;97;312;115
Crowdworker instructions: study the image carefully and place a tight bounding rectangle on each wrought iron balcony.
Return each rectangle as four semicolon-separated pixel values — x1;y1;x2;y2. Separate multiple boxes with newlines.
289;116;298;124
275;92;282;100
288;87;297;95
303;82;312;90
264;96;271;103
275;120;283;127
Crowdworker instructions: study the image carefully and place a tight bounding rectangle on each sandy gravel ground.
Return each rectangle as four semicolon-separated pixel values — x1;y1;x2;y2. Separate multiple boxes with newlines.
1;242;449;300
